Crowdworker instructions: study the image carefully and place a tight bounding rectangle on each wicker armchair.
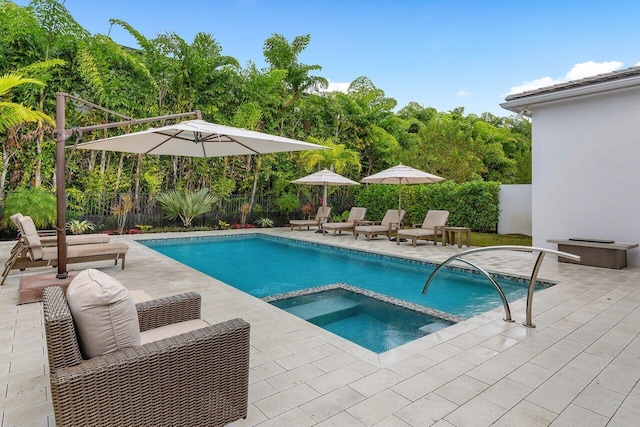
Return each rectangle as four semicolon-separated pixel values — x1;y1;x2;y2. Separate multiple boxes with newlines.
42;286;250;427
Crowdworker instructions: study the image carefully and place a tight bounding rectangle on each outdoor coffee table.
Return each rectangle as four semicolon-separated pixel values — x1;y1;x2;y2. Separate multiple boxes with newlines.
443;226;471;248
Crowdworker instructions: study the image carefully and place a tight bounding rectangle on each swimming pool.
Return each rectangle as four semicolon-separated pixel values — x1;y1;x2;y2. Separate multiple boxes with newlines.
142;234;545;319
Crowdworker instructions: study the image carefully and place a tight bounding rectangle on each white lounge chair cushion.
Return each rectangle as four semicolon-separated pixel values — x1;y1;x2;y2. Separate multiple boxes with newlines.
322;222;354;230
66;269;140;359
39;242;129;261
41;234;111;245
355;225;396;233
397;228;438;238
18;216;43;260
140;319;210;345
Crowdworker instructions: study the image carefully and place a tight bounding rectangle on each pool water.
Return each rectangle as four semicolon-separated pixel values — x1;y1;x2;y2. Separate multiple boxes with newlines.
142;234;541;319
269;288;453;353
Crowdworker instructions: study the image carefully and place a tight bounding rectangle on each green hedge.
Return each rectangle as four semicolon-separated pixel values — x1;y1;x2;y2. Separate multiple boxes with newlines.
354;180;500;232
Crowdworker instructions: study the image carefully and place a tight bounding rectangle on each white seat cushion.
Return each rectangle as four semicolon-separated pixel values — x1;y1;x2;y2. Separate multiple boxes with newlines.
140;319;210;345
66;269;140;359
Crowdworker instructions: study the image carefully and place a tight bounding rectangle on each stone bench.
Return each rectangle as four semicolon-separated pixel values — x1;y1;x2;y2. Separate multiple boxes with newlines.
547;239;638;269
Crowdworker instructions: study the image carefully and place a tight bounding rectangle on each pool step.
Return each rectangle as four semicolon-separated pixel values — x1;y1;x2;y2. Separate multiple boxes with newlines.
283;296;361;324
419;320;451;334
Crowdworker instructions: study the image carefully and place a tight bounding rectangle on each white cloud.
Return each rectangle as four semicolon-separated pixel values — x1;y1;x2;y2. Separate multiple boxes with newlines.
565;61;622;80
320;80;350;93
507;60;625;96
508;76;561;95
456;90;472;97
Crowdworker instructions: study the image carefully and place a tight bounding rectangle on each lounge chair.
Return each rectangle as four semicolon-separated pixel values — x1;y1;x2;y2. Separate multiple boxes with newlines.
1;216;128;285
354;209;405;241
322;207;367;236
396;210;450;246
290;206;332;231
42;278;250;426
9;213;110;246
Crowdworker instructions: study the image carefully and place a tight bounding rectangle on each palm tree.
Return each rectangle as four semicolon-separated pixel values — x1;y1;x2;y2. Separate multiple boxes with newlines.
0;73;54;197
300;137;361;174
0;73;53;132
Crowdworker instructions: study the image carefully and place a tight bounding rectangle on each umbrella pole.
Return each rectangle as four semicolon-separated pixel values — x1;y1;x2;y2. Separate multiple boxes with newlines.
55;93;68;278
398;182;402;216
323;183;328;207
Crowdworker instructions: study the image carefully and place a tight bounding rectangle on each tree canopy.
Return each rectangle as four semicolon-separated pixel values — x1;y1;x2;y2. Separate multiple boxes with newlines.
0;0;531;206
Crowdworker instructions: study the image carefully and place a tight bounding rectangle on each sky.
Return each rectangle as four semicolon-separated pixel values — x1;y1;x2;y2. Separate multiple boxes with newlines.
14;0;640;117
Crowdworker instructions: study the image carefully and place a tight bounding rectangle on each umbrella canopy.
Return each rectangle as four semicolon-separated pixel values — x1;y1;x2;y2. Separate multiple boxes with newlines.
361;163;445;213
292;169;359;207
75;119;326;157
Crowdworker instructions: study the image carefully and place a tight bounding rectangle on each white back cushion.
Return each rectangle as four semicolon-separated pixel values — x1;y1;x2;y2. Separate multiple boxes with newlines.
18;216;43;260
66;269;140;359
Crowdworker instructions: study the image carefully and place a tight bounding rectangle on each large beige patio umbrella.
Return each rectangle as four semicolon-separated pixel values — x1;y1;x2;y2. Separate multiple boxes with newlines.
292;169;360;208
361;163;445;215
75;119;326;157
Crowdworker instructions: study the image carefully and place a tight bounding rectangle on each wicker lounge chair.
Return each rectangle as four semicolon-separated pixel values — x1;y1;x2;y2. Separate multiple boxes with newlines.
1;216;128;285
396;210;450;246
354;209;405;241
290;206;332;231
43;285;250;426
322;207;367;236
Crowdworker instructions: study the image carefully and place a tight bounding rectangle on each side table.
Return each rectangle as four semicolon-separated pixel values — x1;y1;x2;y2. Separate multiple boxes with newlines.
443;226;471;248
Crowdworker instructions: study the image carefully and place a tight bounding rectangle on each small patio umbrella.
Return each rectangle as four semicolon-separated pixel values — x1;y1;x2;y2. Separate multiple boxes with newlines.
292;169;360;208
361;163;445;215
75;119;326;157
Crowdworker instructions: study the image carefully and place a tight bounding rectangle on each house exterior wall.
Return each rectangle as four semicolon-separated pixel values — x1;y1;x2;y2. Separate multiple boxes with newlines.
531;88;640;266
498;184;532;236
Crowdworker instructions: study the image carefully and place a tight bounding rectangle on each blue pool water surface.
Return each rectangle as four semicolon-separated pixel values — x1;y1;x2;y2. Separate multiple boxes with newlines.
142;235;539;319
270;288;453;353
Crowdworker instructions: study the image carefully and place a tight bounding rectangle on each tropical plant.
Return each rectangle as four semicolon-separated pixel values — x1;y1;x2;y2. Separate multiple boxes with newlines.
301;202;313;219
300;137;361;174
275;193;300;220
0;73;54;132
2;187;56;228
255;217;274;228
111;194;134;234
217;220;230;230
239;202;251;227
66;219;95;235
156;188;217;227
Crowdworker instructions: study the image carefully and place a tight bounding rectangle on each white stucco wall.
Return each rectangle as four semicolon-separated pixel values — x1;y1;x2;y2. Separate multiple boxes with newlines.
498;184;532;235
531;88;640;266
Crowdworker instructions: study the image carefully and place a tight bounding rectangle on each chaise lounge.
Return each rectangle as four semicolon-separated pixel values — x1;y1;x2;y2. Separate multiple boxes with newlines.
396;210;449;246
1;216;128;285
289;206;332;231
354;209;405;241
322;207;367;236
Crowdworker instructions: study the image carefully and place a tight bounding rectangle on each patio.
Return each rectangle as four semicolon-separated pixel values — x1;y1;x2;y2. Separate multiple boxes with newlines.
1;228;639;426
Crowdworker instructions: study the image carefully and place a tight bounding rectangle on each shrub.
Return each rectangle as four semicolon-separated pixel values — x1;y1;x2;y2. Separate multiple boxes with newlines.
355;181;500;232
2;187;57;228
301;202;313;219
66;219;96;235
275;193;300;218
256;217;274;228
156;188;218;227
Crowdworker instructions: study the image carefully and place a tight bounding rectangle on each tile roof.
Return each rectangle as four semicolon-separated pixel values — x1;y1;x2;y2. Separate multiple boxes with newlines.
505;65;640;101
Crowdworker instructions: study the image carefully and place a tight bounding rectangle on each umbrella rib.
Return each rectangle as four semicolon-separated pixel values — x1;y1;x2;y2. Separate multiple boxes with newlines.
201;134;260;155
145;133;177;154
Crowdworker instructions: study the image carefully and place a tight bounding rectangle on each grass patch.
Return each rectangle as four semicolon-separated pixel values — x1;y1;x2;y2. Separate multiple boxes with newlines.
470;232;532;247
